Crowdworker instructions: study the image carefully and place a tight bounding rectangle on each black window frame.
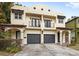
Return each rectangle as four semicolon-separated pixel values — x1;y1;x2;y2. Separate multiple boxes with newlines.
31;18;40;27
44;20;51;27
58;19;64;23
14;13;22;20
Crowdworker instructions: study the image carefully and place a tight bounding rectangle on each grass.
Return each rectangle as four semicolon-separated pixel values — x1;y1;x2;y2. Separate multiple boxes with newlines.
68;44;79;51
0;51;15;56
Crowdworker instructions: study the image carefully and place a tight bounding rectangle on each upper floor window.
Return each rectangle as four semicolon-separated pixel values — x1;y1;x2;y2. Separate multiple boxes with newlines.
15;13;22;19
57;15;65;23
12;9;24;20
77;19;79;23
30;18;40;27
44;20;51;27
58;19;63;23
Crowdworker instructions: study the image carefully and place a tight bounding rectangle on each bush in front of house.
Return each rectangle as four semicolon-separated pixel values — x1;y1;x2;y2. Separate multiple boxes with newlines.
6;43;22;53
0;39;22;53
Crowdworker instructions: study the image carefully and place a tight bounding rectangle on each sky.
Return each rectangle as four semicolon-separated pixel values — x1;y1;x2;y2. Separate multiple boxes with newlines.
18;2;79;19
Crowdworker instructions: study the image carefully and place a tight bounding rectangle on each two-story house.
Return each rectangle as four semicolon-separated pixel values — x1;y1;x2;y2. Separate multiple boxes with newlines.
66;17;79;44
0;5;72;46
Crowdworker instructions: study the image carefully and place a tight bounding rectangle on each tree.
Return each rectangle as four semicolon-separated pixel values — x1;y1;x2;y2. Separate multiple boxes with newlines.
0;2;6;24
0;2;14;39
1;2;14;23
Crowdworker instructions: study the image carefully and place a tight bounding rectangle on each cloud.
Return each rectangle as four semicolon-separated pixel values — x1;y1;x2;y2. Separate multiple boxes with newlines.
66;2;79;8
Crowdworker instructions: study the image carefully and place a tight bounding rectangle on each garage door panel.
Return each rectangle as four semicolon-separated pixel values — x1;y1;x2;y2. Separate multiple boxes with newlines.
44;34;55;43
27;34;41;44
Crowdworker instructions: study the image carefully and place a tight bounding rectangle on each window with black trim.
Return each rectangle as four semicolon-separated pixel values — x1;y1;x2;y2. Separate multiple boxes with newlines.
58;19;63;23
77;19;79;23
14;13;22;19
31;18;40;27
44;20;51;27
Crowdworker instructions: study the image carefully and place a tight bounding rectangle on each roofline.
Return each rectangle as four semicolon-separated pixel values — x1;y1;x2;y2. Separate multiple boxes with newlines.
56;27;73;30
66;17;79;24
0;24;26;28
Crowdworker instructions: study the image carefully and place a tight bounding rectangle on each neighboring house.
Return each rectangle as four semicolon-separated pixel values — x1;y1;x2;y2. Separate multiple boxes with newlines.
66;17;79;44
0;5;72;46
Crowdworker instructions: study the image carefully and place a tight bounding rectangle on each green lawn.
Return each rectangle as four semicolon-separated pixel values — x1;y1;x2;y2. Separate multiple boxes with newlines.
69;44;79;51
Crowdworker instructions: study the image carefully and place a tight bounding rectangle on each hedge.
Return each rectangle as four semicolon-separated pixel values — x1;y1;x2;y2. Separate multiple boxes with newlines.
0;39;22;50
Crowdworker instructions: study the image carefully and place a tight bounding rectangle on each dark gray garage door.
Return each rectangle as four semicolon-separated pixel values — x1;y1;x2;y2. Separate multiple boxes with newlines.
44;34;55;43
27;34;41;44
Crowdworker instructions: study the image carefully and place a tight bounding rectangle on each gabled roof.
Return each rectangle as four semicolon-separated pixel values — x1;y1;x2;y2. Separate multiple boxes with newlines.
66;17;79;24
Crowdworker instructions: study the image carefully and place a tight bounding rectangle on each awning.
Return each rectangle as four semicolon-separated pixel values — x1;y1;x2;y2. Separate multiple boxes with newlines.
12;9;24;14
57;15;66;19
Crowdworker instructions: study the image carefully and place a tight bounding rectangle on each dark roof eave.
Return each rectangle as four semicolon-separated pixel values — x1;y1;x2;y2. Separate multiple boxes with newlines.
56;27;73;30
66;17;79;24
0;24;26;28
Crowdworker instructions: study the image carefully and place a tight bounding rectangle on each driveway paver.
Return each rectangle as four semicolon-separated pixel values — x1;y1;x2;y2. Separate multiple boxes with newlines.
14;44;79;56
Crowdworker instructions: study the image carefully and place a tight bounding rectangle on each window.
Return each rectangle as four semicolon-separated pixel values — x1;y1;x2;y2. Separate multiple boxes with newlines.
14;13;22;19
77;19;79;23
19;14;22;19
44;20;51;27
15;13;18;19
58;19;63;23
31;18;40;27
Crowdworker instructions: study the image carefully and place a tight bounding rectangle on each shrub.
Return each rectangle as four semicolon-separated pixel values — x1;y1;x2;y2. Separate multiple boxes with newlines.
6;43;22;53
0;39;22;53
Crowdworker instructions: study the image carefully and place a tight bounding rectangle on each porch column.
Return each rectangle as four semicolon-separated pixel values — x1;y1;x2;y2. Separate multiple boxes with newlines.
63;33;65;43
55;32;58;44
68;31;71;44
41;15;44;30
21;30;24;39
60;31;63;45
20;29;24;46
41;15;44;44
41;33;44;44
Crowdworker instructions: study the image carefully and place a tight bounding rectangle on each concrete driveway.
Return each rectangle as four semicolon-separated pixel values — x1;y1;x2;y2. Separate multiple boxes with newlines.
14;44;79;56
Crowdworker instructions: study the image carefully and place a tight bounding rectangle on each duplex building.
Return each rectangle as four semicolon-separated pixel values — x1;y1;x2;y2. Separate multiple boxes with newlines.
1;5;72;46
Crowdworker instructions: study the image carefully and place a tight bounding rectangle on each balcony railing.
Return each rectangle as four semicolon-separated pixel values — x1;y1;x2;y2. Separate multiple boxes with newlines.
28;21;55;28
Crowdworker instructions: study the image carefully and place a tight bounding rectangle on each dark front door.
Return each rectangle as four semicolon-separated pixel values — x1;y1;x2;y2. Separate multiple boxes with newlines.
58;32;60;42
16;31;20;39
27;34;41;44
44;34;55;43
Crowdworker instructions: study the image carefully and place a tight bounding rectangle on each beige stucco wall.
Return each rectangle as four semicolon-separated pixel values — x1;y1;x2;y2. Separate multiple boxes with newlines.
22;30;58;44
11;5;66;28
9;5;69;45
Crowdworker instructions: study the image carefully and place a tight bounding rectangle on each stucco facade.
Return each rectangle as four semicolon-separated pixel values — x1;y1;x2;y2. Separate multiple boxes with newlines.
3;5;71;46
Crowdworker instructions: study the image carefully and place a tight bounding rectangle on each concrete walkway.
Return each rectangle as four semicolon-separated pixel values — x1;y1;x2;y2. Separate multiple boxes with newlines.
14;44;79;56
